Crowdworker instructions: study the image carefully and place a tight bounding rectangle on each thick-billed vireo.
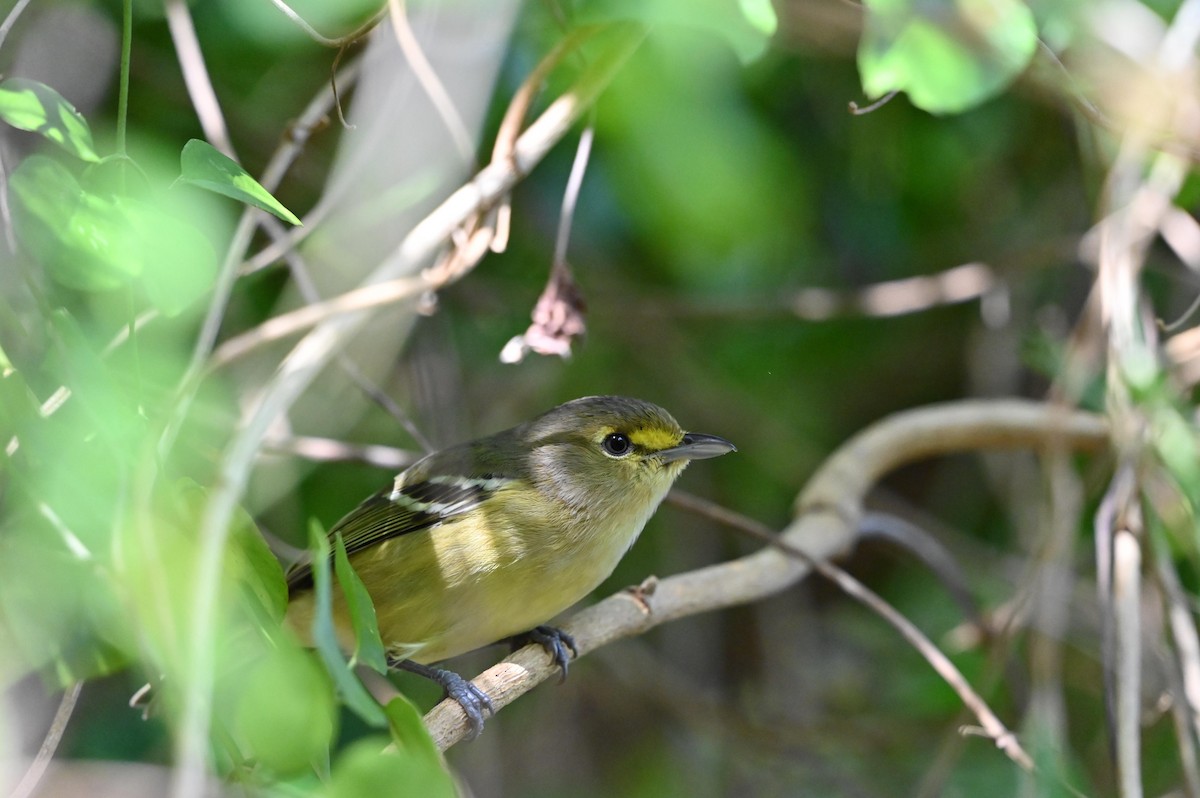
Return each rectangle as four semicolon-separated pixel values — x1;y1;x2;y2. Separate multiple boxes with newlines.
285;395;735;736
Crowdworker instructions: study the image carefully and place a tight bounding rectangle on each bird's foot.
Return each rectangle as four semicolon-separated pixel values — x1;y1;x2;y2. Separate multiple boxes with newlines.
510;625;578;682
392;658;494;739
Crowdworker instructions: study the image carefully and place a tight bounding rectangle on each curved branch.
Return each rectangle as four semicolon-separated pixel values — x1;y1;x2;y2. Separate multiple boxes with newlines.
424;399;1110;750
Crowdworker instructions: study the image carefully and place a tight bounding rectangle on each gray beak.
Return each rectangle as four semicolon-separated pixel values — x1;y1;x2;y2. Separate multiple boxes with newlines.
657;432;737;463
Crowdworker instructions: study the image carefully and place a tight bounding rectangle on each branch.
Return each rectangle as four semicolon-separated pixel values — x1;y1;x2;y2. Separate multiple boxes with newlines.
10;682;82;798
424;399;1110;750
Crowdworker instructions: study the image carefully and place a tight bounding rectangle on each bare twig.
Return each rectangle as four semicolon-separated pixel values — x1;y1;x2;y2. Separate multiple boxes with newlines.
257;215;434;452
848;90;897;115
163;0;236;158
209;275;429;368
387;0;474;164
161;55;364;466
268;0;387;48
9;682;83;798
0;0;35;55
856;511;981;626
1152;542;1200;796
1114;526;1144;798
423;399;1109;751
670;491;1035;771
262;434;418;469
639;261;998;321
552;122;592;270
500;123;593;363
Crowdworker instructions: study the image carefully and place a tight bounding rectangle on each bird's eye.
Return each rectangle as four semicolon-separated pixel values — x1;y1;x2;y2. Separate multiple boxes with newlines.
601;433;632;457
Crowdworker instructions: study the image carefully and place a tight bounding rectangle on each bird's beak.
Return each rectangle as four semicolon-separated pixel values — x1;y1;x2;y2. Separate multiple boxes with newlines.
656;432;737;463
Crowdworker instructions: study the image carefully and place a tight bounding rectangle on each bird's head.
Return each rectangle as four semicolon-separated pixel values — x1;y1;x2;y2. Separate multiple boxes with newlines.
518;396;736;518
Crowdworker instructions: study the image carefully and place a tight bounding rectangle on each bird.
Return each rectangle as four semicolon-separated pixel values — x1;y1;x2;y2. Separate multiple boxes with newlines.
284;395;735;736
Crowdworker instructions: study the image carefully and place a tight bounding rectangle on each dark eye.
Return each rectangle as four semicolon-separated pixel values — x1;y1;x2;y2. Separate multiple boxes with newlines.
601;433;632;457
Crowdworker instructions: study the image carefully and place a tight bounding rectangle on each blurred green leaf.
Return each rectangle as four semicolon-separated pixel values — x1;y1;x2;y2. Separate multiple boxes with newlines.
382;697;456;797
327;737;455;798
174;480;288;623
232;507;289;625
858;0;1038;113
0;519;131;688
0;347;42;449
1153;407;1200;502
580;0;773;63
383;694;440;759
129;198;219;316
737;0;777;37
309;520;387;727
333;534;387;675
10;155;218;309
234;643;336;776
46;310;143;454
0;78;100;162
179;139;301;225
9;156;140;291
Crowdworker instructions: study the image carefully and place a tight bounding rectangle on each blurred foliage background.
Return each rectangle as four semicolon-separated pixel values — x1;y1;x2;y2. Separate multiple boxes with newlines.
2;0;1200;796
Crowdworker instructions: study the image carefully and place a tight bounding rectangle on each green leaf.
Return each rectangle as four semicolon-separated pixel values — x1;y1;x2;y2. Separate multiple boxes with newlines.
0;78;100;162
580;0;773;64
125;199;218;317
738;0;777;37
179;139;301;225
333;534;388;675
383;697;456;797
383;695;445;763
328;737;456;798
9;156;140;291
0;519;132;689
234;643;336;776
231;504;288;625
0;346;42;449
309;520;387;728
858;0;1038;114
10;155;220;308
173;479;288;623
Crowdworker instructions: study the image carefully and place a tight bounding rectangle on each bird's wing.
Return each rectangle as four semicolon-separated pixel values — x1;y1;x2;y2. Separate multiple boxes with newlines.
284;475;509;593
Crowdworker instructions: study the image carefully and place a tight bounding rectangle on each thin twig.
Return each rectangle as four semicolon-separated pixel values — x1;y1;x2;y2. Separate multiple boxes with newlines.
1114;526;1144;798
208;275;430;368
669;490;1035;772
163;55;363;464
848;90;897;115
1152;541;1200;797
552;122;593;269
387;0;474;164
258;214;435;452
262;434;418;469
163;0;236;158
9;682;83;798
856;511;981;626
268;0;387;48
0;0;35;56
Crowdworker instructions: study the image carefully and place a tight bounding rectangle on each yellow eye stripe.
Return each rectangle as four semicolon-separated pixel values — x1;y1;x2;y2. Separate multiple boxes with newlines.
627;427;681;452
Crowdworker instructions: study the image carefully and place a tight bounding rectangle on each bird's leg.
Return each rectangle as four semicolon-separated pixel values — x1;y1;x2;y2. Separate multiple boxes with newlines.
390;657;494;739
508;625;578;682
